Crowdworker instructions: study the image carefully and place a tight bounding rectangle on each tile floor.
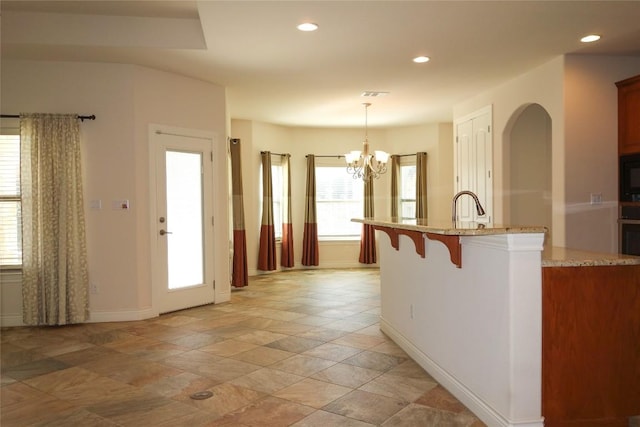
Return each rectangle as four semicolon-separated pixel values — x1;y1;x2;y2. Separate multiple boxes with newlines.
1;269;486;426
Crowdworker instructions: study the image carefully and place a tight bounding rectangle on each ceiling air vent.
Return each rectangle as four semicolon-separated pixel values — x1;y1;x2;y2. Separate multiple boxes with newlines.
361;91;389;97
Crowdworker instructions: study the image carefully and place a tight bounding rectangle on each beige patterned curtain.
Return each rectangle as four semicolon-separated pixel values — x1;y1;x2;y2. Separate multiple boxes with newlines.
229;139;248;287
281;154;294;268
416;152;428;219
390;155;400;218
359;171;376;264
301;155;319;266
20;113;89;325
258;151;276;271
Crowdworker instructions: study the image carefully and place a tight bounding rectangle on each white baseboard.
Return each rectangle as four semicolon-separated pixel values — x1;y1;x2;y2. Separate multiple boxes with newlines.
1;314;24;327
1;308;158;327
380;318;544;427
89;307;157;323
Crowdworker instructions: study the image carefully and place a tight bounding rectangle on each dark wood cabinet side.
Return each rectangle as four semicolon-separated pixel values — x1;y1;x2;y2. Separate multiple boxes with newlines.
542;265;640;427
617;74;640;155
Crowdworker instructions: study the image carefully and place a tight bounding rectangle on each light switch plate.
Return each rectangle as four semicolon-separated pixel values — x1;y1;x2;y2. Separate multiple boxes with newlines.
112;199;130;210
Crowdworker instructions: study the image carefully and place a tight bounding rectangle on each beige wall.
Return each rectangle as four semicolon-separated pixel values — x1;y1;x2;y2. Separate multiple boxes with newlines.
508;104;552;241
231;120;453;275
454;56;566;246
454;54;640;252
1;59;229;323
563;55;640;253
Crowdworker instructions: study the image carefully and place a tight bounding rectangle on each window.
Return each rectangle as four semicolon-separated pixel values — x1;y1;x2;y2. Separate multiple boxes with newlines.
316;165;363;238
271;162;283;239
400;161;417;219
260;160;284;240
0;135;22;266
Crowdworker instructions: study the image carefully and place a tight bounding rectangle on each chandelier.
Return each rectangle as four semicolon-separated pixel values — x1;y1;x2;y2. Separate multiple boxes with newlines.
344;103;389;180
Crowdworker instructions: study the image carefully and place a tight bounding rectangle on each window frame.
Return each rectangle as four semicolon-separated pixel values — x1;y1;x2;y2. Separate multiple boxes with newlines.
0;133;22;269
399;156;417;220
315;158;363;240
260;155;284;241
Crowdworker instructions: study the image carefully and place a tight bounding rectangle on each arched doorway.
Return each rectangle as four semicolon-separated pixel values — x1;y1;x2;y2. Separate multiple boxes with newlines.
505;103;552;242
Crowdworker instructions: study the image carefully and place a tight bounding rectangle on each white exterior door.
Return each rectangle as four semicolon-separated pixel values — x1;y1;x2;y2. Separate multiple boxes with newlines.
454;106;492;223
150;126;215;314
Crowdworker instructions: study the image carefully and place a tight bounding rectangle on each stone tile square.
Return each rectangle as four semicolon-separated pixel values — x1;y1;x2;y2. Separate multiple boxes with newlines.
230;346;295;366
229;367;306;394
0;394;77;426
177;382;266;417
380;403;480;426
271;354;337;377
274;378;351;408
210;396;314;426
266;336;324;353
203;357;262;382
3;357;69;381
303;342;363;362
332;332;388;350
342;350;407;372
235;330;288;346
199;339;258;356
141;371;220;398
414;385;468;413
359;372;438;403
24;366;101;394
386;359;435;381
295;327;349;342
87;392;195;426
292;410;376;427
165;332;227;349
323;389;407;425
311;363;382;389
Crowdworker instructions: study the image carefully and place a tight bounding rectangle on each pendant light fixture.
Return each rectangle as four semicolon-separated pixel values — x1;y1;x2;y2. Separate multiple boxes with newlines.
345;103;389;180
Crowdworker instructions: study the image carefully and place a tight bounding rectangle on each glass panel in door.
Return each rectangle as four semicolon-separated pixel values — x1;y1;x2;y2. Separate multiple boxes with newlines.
165;150;204;289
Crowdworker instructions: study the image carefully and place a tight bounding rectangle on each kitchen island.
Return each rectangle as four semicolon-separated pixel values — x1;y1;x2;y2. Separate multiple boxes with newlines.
355;218;640;427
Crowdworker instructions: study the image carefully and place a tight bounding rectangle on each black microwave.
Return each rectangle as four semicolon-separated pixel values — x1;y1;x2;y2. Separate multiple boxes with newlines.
620;153;640;202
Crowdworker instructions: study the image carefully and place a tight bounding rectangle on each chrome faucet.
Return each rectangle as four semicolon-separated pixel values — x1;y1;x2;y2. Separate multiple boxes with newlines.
452;191;486;222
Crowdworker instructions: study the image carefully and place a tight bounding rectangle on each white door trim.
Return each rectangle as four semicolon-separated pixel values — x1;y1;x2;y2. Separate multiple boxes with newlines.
148;124;216;315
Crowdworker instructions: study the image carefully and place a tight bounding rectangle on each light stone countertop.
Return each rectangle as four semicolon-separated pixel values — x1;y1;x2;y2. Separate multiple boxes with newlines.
353;217;547;235
354;217;640;267
541;246;640;267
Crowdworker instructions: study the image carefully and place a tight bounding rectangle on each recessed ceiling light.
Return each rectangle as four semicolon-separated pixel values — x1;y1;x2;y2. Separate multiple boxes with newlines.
297;22;318;32
581;34;601;43
413;56;430;64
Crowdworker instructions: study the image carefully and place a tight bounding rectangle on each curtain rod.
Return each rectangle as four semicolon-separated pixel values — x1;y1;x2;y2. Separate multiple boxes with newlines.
305;155;344;159
260;151;290;157
1;114;96;122
394;151;427;158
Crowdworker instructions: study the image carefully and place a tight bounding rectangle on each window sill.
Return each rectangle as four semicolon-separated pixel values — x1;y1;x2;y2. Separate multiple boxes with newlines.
318;236;360;243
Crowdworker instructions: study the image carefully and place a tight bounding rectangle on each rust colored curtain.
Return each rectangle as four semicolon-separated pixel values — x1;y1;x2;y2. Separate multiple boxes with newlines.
359;170;377;264
230;139;248;287
281;154;294;267
390;155;400;218
416;151;428;219
301;155;319;266
258;152;277;271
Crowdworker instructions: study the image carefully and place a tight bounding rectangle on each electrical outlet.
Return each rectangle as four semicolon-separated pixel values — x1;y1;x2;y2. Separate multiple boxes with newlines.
410;304;414;319
590;193;602;205
90;282;99;295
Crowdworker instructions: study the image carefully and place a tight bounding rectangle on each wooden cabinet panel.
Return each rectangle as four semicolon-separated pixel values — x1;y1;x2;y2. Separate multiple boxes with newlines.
542;265;640;427
617;74;640;155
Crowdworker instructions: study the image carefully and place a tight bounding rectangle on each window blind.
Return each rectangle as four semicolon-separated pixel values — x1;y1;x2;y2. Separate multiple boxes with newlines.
0;135;22;266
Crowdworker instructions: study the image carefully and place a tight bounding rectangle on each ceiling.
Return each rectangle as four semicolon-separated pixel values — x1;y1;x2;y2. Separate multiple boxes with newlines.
2;0;640;128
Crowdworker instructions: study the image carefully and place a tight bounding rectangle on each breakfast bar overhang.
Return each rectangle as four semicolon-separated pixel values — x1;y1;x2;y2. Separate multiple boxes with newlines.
355;218;640;427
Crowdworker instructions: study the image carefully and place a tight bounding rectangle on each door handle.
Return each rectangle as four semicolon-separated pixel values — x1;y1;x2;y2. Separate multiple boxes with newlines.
159;229;173;236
